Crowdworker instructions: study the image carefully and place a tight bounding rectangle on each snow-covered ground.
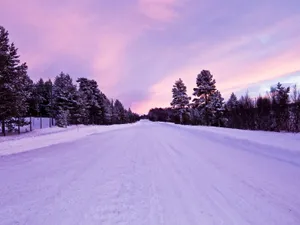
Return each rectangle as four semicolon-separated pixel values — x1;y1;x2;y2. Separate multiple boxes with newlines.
0;124;136;156
0;120;299;225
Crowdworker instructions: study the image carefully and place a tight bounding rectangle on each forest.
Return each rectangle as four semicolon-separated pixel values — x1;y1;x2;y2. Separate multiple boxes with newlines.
0;26;139;136
148;70;300;132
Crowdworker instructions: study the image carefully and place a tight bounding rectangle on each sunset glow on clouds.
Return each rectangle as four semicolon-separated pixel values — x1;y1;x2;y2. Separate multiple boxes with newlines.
1;0;300;114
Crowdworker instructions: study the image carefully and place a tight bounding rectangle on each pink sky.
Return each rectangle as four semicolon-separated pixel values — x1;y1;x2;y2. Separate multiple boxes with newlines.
1;0;300;114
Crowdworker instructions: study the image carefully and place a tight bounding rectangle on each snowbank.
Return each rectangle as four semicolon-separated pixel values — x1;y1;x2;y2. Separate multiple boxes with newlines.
159;122;300;152
0;124;137;156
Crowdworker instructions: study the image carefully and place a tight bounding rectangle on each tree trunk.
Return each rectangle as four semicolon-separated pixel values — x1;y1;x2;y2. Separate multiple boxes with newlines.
18;117;20;134
40;117;42;129
2;120;5;136
30;117;32;131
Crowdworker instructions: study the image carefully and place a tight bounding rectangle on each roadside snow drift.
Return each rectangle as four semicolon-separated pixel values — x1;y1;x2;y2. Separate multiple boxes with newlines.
0;124;136;156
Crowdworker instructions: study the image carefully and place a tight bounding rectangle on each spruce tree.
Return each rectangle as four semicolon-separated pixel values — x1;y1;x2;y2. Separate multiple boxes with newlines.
225;92;240;128
114;99;125;124
271;82;290;131
192;70;217;125
207;90;225;126
53;72;77;127
170;78;190;124
0;26;32;135
77;78;103;125
192;70;216;107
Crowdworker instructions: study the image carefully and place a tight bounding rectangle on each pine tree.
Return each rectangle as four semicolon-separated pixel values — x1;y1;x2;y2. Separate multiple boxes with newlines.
0;26;32;135
53;72;77;127
271;82;290;131
70;90;85;125
170;78;190;124
239;92;255;129
192;70;216;108
171;78;190;109
226;93;239;111
290;85;300;132
44;79;54;125
225;92;241;128
192;70;217;125
256;95;272;130
103;97;113;124
35;78;46;117
77;78;103;125
114;99;125;124
207;91;225;126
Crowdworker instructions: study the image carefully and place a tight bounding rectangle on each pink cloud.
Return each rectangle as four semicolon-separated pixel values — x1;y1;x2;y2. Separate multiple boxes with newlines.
134;15;300;114
138;0;184;22
2;0;145;93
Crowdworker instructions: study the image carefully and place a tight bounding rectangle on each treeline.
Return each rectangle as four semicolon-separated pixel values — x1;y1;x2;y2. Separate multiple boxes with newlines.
0;26;139;136
148;70;300;132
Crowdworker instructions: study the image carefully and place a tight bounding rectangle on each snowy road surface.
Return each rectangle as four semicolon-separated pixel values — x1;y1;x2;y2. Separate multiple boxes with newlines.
0;121;300;225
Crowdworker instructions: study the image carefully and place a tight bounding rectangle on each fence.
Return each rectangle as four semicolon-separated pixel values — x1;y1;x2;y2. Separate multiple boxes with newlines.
0;117;56;135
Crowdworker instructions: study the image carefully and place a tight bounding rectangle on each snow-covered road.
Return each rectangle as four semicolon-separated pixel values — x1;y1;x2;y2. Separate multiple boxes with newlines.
0;121;300;225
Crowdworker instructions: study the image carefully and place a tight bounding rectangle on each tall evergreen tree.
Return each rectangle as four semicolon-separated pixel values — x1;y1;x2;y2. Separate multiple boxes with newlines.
0;26;31;135
271;82;290;131
192;70;216;108
114;99;125;124
225;92;241;128
77;78;103;125
207;90;225;126
53;72;77;127
170;78;190;124
171;78;190;109
103;97;113;124
256;95;272;130
192;70;217;125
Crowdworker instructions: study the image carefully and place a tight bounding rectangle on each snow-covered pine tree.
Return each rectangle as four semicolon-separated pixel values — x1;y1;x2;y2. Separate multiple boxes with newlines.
207;90;225;126
192;70;217;125
290;85;300;132
226;93;239;111
225;92;240;128
127;108;136;123
101;94;113;125
76;78;103;125
53;72;77;127
192;70;216;108
114;99;125;124
14;63;32;133
44;79;54;125
111;99;117;124
70;89;86;125
0;26;32;135
35;78;46;117
170;78;190;124
271;82;290;131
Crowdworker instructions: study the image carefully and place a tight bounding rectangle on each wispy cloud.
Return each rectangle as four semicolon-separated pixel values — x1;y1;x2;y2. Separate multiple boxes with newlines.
2;0;300;114
138;0;183;22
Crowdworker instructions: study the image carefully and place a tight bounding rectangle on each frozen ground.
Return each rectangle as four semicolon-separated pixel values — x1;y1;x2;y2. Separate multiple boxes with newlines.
0;120;299;225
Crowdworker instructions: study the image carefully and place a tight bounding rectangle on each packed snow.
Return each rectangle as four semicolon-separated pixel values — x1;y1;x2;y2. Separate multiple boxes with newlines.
0;120;300;225
0;124;136;156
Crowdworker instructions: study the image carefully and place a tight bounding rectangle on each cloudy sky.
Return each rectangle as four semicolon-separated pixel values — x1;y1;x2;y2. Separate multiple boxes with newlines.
2;0;300;114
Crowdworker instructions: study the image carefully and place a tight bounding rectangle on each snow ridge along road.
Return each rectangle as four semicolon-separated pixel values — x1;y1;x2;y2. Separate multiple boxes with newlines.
0;120;299;225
